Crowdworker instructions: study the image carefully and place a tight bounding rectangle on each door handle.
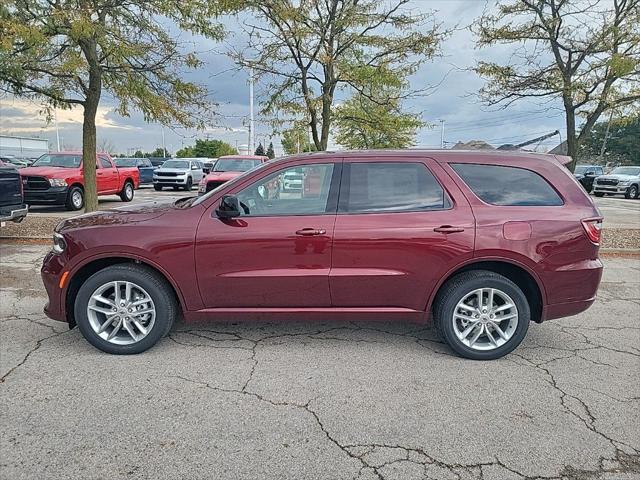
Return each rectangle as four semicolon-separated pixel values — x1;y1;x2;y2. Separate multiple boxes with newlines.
434;225;465;233
295;228;326;236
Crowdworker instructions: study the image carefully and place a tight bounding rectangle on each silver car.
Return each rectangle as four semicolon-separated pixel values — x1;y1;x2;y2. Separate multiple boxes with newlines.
592;166;640;199
153;159;204;191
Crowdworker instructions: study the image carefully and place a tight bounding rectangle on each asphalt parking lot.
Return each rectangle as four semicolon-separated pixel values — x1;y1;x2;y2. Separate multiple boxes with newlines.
1;244;638;479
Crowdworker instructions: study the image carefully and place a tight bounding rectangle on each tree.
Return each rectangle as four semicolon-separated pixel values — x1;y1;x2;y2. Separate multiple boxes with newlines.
579;115;640;164
266;142;275;159
0;1;227;211
233;0;444;151
281;122;317;155
254;142;265;156
176;139;237;158
473;0;640;170
334;72;423;149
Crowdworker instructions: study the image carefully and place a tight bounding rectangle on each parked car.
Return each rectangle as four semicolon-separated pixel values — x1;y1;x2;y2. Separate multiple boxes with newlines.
592;166;640;199
0;160;28;224
573;164;604;192
153;158;204;191
41;150;603;359
149;158;169;168
198;155;269;194
114;157;155;184
0;155;31;169
202;159;217;174
19;152;140;211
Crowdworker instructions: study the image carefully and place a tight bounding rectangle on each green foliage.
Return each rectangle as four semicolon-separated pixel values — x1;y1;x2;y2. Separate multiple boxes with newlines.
579;116;640;165
131;147;170;158
176;139;237;158
234;0;445;150
266;142;275;159
254;143;265;156
472;0;640;169
281;122;316;155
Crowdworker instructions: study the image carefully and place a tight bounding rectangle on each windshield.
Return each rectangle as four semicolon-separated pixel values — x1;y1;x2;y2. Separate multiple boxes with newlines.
31;154;81;168
161;160;189;169
611;166;640;176
114;158;137;167
188;161;269;207
213;158;262;172
574;166;587;174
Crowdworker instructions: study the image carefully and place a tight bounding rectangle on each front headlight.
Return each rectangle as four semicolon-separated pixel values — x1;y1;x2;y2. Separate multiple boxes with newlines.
49;178;67;187
52;232;66;254
619;180;630;186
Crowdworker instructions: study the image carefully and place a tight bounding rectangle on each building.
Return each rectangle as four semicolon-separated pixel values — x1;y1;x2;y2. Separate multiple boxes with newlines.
0;135;49;159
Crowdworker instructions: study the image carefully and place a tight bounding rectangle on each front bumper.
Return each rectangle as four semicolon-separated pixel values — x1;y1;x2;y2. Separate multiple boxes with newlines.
153;175;188;186
0;203;28;223
24;186;69;205
592;184;630;195
41;250;67;323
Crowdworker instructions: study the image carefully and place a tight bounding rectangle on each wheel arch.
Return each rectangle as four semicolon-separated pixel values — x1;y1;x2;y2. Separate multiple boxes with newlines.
427;258;545;323
65;255;184;328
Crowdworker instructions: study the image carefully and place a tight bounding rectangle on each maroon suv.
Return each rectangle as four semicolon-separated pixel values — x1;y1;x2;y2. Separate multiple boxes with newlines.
41;150;603;359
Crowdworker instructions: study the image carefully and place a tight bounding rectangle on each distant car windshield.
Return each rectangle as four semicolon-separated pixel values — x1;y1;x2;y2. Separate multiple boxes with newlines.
574;166;588;174
214;158;262;172
31;154;81;168
161;160;189;169
610;166;640;176
114;158;137;167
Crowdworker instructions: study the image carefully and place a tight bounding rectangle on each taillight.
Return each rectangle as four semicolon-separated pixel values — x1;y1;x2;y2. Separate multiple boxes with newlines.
581;218;603;244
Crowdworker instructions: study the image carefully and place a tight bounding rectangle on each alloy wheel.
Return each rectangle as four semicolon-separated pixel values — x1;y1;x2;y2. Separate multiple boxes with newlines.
452;287;519;351
87;281;156;345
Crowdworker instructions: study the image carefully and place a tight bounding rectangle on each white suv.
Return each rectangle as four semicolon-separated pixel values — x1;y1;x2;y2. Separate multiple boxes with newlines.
153;159;204;191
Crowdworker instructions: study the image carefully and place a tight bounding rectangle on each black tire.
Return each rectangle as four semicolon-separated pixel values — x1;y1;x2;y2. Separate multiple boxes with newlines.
433;270;530;360
172;186;179;191
154;184;162;191
625;185;638;199
65;186;84;211
594;192;605;197
119;180;134;202
74;264;177;354
184;177;193;191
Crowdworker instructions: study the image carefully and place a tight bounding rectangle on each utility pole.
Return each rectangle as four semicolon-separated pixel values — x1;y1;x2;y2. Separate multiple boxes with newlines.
161;126;167;158
249;67;255;153
54;109;61;152
439;120;445;149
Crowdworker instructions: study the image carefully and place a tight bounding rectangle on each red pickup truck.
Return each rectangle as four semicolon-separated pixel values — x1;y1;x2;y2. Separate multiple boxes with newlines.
19;152;140;211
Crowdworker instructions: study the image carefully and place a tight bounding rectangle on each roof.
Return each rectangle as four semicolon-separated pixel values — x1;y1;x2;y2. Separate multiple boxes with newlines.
219;155;269;160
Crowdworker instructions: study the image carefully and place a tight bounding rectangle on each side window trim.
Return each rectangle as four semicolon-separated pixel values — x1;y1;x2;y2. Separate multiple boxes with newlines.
337;161;452;214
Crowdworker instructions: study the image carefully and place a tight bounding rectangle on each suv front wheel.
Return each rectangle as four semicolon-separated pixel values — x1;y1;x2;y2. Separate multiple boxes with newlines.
74;264;177;354
434;271;530;360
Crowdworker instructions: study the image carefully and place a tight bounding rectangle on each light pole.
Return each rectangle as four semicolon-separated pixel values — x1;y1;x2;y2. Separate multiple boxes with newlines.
54;109;61;152
249;67;255;153
439;119;445;149
161;126;167;158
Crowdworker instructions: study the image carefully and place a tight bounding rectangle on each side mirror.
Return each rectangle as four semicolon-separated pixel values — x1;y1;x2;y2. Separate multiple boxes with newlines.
216;195;241;219
585;171;595;177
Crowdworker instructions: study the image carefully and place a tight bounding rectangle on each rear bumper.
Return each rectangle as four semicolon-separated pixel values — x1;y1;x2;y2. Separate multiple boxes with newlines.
24;187;68;205
0;203;28;223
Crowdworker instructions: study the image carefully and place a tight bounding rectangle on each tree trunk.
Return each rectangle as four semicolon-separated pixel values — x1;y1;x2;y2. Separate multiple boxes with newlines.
564;100;578;172
80;39;102;212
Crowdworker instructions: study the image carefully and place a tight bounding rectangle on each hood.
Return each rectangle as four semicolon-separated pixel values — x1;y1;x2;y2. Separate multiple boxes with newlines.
204;171;243;182
56;200;177;232
19;166;77;177
597;174;639;181
155;168;189;174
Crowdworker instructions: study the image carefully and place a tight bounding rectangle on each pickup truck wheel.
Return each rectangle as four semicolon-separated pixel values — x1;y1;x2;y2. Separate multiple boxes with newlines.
184;177;193;191
433;271;530;360
65;186;84;211
154;184;162;191
625;185;638;199
74;264;177;354
119;181;134;202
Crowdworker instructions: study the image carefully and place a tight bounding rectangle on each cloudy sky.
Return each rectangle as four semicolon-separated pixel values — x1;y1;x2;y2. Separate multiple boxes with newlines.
0;0;567;157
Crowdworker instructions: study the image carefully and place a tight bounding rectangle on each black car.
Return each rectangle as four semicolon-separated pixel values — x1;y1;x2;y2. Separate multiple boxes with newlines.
574;165;604;192
0;160;28;224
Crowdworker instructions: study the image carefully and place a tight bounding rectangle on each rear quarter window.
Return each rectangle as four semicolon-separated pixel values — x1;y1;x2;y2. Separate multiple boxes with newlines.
451;163;563;206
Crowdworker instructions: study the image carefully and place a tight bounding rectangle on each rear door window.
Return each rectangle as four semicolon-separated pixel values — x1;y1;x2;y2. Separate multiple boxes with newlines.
451;163;563;206
339;162;449;213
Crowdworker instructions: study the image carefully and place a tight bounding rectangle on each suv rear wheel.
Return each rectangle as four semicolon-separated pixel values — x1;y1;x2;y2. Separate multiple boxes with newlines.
74;264;177;354
434;270;530;360
119;180;134;202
